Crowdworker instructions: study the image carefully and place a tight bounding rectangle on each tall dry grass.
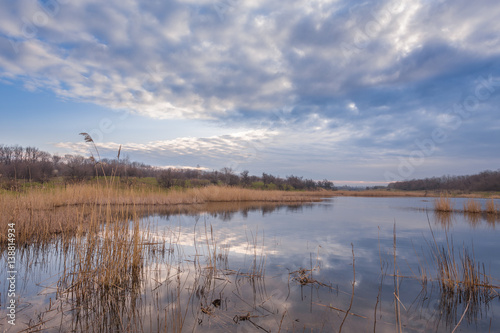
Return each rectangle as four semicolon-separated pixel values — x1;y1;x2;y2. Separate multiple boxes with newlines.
432;197;500;218
2;183;326;208
486;199;498;214
391;223;499;329
0;183;328;249
51;205;171;333
429;241;495;326
463;199;481;214
434;197;453;212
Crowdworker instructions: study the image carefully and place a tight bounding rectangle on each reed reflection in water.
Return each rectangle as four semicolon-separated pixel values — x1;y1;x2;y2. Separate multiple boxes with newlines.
1;198;499;332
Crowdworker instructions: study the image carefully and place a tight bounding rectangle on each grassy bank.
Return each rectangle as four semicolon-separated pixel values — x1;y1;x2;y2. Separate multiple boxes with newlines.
0;183;332;248
0;182;331;207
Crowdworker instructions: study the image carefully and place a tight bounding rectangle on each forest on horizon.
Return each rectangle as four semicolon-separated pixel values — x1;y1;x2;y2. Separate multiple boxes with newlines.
0;144;334;191
388;170;500;192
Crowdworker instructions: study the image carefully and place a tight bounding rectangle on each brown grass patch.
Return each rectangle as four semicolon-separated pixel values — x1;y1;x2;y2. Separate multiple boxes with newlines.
0;184;330;248
463;199;481;214
434;197;453;212
486;199;498;214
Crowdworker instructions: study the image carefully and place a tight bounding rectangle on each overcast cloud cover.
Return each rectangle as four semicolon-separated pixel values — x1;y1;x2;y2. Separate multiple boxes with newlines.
1;0;499;184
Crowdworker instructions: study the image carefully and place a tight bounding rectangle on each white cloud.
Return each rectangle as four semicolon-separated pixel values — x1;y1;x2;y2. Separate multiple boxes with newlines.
55;129;280;162
1;0;500;181
0;0;499;122
347;102;359;115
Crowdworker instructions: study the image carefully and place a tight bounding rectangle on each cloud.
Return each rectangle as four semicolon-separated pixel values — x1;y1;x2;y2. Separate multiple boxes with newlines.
0;0;496;120
55;129;280;169
1;0;500;180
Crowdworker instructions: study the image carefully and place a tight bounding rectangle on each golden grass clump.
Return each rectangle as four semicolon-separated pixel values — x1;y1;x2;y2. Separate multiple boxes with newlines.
434;197;453;212
485;199;498;214
432;197;500;217
463;199;481;214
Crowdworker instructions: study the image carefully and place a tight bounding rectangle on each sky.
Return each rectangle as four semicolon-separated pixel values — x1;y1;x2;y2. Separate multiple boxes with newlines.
0;0;499;186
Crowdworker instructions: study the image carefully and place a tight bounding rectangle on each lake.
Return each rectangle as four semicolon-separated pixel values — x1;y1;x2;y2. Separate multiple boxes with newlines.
1;196;499;332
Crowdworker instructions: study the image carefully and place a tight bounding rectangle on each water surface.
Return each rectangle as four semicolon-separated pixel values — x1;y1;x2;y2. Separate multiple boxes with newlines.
1;197;499;332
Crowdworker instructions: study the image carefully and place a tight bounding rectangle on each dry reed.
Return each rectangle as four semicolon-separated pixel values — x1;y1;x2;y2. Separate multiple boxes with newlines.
434;197;453;212
432;197;500;217
0;184;328;249
463;199;481;214
431;243;495;326
422;223;499;327
486;199;498;214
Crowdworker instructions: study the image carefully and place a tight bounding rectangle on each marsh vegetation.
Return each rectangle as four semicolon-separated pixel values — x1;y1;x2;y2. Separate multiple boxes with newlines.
434;197;500;215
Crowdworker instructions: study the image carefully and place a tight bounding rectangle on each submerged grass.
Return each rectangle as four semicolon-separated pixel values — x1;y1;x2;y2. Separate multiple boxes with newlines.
386;215;500;330
413;221;500;327
429;239;498;326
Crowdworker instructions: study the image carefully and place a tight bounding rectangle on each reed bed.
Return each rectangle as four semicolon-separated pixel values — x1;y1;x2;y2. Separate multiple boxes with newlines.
430;241;497;325
2;183;326;208
486;199;499;214
403;223;500;327
15;202;170;333
388;223;500;330
434;197;453;212
58;211;166;333
56;217;270;332
432;197;500;218
0;183;327;249
463;199;482;214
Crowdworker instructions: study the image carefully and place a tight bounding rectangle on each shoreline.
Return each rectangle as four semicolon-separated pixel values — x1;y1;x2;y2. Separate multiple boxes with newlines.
2;184;499;248
332;189;500;199
0;184;331;248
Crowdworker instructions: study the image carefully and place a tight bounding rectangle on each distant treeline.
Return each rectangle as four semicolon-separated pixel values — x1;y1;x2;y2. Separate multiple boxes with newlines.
388;170;500;192
0;144;334;191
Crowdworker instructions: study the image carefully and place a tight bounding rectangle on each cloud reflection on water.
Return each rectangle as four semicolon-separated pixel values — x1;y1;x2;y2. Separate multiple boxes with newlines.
1;197;499;332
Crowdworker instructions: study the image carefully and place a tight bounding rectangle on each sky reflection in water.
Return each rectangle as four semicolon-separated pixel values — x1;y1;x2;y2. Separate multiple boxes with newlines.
1;197;499;332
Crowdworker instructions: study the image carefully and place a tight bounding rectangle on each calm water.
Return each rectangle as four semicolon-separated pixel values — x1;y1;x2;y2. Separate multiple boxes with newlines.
1;197;499;332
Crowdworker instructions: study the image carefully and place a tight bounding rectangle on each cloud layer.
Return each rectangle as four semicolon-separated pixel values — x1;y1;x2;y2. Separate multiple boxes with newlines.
1;0;500;181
